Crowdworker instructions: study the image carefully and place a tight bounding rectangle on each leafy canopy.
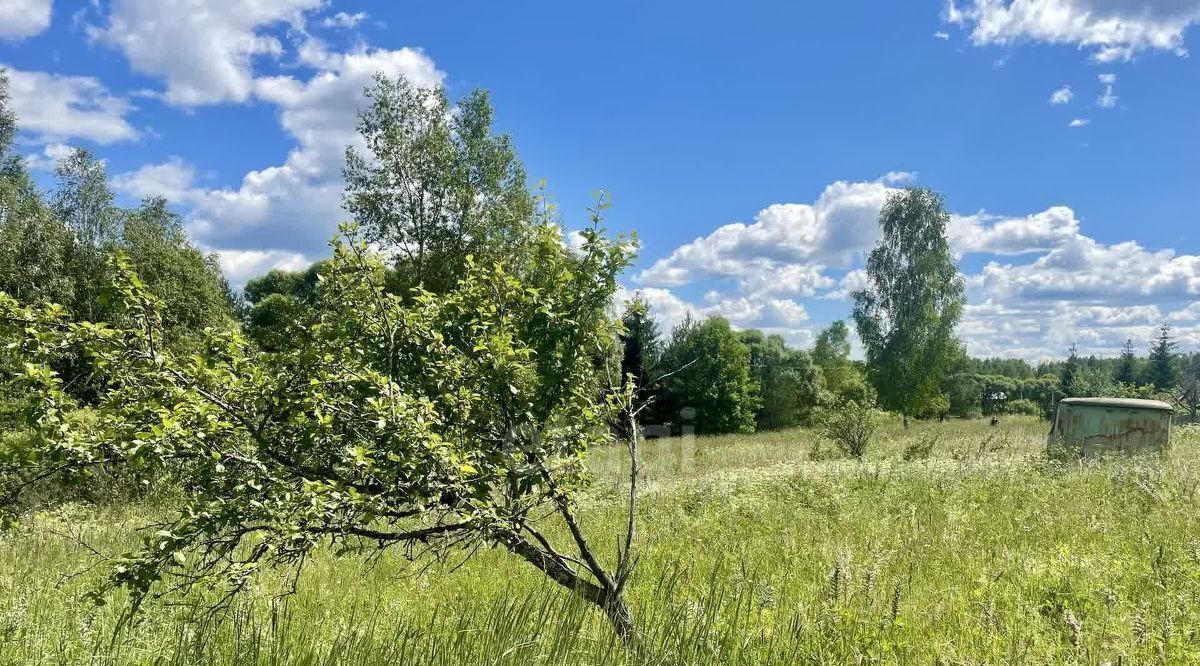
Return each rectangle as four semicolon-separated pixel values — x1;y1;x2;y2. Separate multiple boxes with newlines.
1;217;636;620
852;188;964;419
654;315;759;435
740;330;822;430
343;75;535;296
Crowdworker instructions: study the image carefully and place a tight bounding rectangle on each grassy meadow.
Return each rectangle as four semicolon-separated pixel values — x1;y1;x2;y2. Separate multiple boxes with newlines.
4;416;1200;664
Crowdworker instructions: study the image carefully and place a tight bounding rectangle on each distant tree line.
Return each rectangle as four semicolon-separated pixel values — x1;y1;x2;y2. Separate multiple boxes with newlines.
4;62;1195;443
612;304;872;436
944;328;1199;420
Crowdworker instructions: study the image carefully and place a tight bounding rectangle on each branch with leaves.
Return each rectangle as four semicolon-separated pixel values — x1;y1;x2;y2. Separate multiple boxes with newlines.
1;214;646;643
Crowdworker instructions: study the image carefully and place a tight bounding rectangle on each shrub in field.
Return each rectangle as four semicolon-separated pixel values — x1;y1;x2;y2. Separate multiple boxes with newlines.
0;215;648;643
1003;398;1042;416
912;392;950;420
902;433;938;461
819;400;879;459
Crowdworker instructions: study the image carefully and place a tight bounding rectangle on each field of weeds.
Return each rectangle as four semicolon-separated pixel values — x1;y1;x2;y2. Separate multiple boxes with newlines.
4;416;1200;665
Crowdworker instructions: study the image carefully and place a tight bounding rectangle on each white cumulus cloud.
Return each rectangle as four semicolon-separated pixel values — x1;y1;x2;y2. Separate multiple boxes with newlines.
3;66;138;144
970;236;1200;305
112;157;197;202
948;206;1081;255
89;0;326;106
0;0;52;40
946;0;1200;61
637;178;895;289
216;248;311;287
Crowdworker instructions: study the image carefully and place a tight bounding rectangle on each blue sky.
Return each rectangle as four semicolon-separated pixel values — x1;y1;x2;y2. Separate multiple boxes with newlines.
2;0;1199;360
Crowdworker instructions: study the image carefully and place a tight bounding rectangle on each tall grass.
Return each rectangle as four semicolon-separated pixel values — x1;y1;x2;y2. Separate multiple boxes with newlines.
4;417;1200;664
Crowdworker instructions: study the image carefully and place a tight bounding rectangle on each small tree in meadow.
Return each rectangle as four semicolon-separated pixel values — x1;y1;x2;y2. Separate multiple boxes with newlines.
0;214;646;642
852;188;965;426
820;399;879;459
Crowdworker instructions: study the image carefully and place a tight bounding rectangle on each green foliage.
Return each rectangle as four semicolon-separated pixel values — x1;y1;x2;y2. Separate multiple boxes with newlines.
1002;398;1041;416
655;316;759;435
52;148;122;323
812;320;870;404
1060;343;1083;397
1117;339;1139;385
962;356;1037;379
1148;323;1177;391
1180;354;1200;420
1064;365;1167;402
946;372;982;418
242;264;322;306
833;368;875;405
618;295;661;402
852;188;965;421
1;147;237;409
1037;337;1192;404
0;68;15;161
1;213;637;629
343;75;535;295
740;330;822;430
946;372;1058;418
0;165;75;307
911;392;949;420
811;320;851;371
120;197;236;346
243;292;308;351
241;261;329;350
818;399;879;459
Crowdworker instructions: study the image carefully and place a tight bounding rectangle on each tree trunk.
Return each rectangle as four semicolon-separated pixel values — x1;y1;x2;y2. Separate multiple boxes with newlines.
601;592;638;647
902;410;909;428
502;531;638;647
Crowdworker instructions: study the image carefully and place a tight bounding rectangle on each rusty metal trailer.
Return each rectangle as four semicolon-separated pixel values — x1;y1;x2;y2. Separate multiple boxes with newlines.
1049;397;1174;459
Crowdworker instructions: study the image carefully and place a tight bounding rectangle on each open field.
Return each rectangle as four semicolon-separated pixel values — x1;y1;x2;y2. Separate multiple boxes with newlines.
4;417;1200;665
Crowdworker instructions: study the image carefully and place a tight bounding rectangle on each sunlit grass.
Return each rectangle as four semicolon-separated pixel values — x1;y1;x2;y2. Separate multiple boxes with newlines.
4;417;1200;664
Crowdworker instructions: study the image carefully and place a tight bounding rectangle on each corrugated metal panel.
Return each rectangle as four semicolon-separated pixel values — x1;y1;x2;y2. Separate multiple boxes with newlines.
1050;402;1172;458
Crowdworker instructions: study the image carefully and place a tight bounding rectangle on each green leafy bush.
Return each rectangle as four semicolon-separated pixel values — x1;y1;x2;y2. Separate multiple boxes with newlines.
1003;398;1042;416
0;218;644;640
819;400;879;459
